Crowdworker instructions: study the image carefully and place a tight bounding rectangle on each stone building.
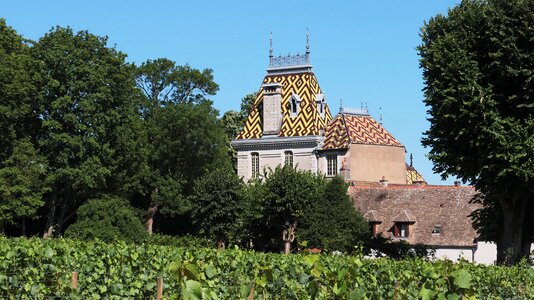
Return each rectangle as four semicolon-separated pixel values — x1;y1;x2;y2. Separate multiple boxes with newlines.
231;38;424;184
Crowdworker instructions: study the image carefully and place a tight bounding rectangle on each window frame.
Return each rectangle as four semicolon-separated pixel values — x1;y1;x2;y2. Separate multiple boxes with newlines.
393;222;410;238
327;154;338;176
284;151;293;167
251;152;260;178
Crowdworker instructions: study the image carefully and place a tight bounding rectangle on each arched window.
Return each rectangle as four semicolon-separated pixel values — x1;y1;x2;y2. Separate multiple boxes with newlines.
251;152;259;178
284;151;293;166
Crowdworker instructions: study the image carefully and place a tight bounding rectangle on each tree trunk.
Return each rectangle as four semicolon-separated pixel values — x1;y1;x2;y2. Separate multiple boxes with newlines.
21;217;26;236
147;203;158;235
43;191;57;238
282;220;297;254
497;196;527;265
216;233;226;250
56;199;68;235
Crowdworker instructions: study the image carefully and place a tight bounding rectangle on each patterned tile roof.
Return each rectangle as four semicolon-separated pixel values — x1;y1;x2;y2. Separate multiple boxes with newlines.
236;72;332;139
406;164;426;184
322;113;403;150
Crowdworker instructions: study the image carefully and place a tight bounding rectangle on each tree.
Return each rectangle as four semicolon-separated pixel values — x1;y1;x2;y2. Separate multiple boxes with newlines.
32;27;143;238
418;0;534;264
191;166;244;248
262;166;323;253
135;58;218;109
0;19;47;235
0;139;48;234
135;59;226;234
299;176;370;253
65;196;147;244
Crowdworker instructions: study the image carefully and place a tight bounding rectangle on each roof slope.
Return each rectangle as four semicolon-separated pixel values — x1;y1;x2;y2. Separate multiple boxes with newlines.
322;113;402;150
350;186;479;247
236;72;332;139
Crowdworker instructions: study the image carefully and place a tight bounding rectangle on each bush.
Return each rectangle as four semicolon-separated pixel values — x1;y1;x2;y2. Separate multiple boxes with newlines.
65;196;147;243
144;234;212;248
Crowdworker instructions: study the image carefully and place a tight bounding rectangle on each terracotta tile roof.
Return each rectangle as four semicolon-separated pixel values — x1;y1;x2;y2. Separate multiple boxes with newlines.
322;113;403;150
236;72;332;139
350;185;479;247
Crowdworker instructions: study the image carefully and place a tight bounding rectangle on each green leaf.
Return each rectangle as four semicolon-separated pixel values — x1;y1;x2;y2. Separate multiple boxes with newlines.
453;269;471;289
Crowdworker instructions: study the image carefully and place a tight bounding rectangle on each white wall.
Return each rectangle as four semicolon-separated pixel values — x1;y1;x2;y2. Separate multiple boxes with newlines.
434;248;473;262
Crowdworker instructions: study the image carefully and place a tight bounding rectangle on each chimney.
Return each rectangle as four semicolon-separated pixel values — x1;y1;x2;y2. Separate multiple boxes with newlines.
261;82;283;136
379;176;388;188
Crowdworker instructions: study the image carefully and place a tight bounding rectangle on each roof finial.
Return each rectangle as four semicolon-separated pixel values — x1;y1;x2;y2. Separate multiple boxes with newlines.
410;153;414;167
339;99;344;113
379;106;383;124
269;32;273;66
269;31;273;57
306;26;310;53
305;26;310;64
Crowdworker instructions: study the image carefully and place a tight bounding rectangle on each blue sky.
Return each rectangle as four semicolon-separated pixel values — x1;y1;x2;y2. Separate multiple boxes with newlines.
2;0;461;184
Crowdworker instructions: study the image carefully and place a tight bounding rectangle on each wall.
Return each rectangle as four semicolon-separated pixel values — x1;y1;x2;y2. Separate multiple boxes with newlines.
434;248;474;262
349;144;406;184
236;147;318;181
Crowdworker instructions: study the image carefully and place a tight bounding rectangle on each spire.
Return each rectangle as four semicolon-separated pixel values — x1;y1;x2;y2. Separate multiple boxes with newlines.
305;26;310;64
269;32;273;66
410;153;414;167
339;99;344;113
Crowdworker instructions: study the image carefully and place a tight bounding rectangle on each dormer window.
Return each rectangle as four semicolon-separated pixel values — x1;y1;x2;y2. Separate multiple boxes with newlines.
393;222;410;238
315;94;325;118
289;93;301;118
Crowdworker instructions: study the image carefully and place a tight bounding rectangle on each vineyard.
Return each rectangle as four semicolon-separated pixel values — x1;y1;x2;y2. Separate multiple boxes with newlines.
0;238;533;299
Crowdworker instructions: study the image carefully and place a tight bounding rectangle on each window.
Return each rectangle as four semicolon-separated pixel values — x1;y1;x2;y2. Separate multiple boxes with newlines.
432;225;442;234
251;153;259;178
290;94;300;117
369;222;380;237
327;154;337;176
284;151;293;166
393;222;409;238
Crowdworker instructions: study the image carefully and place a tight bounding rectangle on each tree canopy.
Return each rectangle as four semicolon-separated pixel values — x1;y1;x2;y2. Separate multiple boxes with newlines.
419;0;534;264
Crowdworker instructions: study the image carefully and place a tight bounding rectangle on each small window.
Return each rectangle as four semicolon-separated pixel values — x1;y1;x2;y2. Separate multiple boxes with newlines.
290;94;300;117
394;222;409;238
432;225;442;234
370;222;380;237
327;154;337;176
251;153;259;178
284;151;293;166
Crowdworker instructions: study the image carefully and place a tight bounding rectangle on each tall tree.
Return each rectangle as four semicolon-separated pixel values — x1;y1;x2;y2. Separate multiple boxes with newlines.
263;166;323;253
191;166;244;249
0;19;46;234
135;59;227;234
32;27;142;237
419;0;534;264
299;175;370;253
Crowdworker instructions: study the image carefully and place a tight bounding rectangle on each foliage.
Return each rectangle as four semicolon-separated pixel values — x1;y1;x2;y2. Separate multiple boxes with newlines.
418;0;534;264
262;166;323;252
65;196;147;244
191;166;244;246
0;139;48;231
31;26;143;237
0;237;533;298
144;234;213;248
134;58;227;234
299;175;370;253
135;58;218;108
